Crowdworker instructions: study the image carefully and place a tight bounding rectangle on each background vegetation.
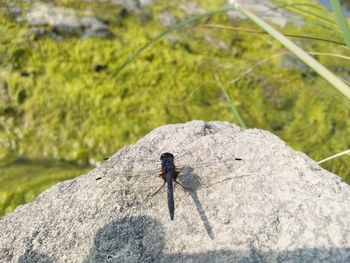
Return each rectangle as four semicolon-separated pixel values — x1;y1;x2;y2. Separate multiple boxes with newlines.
0;0;349;216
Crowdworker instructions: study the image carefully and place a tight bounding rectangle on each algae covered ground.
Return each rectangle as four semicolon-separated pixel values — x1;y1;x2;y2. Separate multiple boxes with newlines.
0;0;350;216
0;160;91;215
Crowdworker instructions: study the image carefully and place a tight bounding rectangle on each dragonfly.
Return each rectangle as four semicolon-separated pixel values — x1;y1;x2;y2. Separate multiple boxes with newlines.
95;150;243;221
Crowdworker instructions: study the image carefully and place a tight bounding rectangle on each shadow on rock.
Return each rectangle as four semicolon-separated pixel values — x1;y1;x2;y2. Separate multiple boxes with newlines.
179;167;215;240
83;216;165;263
17;217;350;263
18;249;55;263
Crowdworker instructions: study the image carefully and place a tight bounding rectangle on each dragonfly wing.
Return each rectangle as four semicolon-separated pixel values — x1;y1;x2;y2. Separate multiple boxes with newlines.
95;153;244;198
174;157;245;189
94;167;161;181
181;158;243;169
94;155;161;180
94;161;169;205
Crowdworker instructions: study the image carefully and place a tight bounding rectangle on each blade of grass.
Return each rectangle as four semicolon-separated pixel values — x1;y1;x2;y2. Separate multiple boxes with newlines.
318;149;350;164
200;24;346;46
234;5;350;101
331;0;350;49
275;1;338;27
231;51;350;86
232;1;339;34
308;52;350;61
214;74;246;128
267;1;341;34
231;52;288;84
112;6;236;77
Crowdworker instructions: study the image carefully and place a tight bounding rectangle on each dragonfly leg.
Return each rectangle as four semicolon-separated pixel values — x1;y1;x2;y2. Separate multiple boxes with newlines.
150;182;166;197
174;179;192;191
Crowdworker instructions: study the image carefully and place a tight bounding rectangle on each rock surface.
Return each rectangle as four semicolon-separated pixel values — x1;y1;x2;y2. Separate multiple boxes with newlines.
228;0;304;28
1;120;350;262
21;2;112;39
7;0;305;42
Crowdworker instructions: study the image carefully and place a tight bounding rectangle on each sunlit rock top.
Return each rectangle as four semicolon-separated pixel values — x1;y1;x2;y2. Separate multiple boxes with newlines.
1;121;350;262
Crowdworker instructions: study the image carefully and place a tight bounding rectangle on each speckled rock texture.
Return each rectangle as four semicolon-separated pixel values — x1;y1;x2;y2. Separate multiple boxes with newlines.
1;120;350;263
18;2;112;39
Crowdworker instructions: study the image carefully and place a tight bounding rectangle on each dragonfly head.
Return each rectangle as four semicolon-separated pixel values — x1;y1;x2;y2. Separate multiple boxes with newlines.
160;152;174;161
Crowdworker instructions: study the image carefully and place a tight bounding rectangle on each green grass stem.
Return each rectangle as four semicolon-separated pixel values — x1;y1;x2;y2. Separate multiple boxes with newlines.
113;6;236;77
200;24;346;46
235;6;350;101
214;74;246;128
318;149;350;164
276;2;338;26
331;0;350;49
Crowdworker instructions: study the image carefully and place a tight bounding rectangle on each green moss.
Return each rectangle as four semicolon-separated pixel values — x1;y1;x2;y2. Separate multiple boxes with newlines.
0;160;91;216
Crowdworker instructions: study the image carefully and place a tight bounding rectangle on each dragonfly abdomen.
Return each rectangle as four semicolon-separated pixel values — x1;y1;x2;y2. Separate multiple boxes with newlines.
166;173;175;220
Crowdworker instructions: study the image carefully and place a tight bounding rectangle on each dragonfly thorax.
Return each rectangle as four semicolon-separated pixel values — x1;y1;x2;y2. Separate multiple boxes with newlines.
160;152;176;175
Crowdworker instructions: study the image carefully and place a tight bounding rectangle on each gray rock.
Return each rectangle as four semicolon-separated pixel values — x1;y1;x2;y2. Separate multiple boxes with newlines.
1;120;350;262
282;53;310;73
7;3;22;18
179;2;205;16
158;12;178;27
23;2;111;39
227;0;304;28
108;0;152;14
204;35;230;51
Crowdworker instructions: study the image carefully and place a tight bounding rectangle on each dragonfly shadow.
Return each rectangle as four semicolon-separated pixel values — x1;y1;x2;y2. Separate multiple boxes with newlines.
18;249;55;263
178;166;215;240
